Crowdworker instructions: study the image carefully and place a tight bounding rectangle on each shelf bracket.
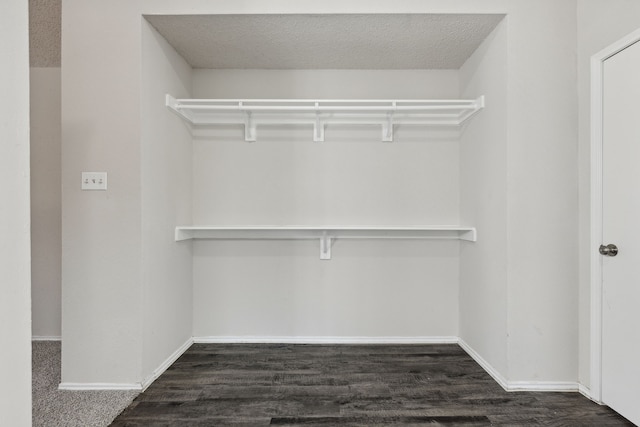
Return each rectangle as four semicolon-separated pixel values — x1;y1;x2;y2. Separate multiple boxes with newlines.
382;112;394;142
320;232;332;260
244;109;256;142
313;108;325;142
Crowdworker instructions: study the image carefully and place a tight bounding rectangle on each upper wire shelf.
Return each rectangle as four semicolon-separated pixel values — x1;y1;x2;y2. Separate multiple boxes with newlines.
166;95;485;142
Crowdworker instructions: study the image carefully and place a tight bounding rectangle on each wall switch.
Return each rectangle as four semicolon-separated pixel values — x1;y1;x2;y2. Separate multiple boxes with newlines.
82;172;107;190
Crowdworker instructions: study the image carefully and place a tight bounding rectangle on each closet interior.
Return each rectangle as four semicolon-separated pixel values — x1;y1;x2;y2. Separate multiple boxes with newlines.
138;13;504;342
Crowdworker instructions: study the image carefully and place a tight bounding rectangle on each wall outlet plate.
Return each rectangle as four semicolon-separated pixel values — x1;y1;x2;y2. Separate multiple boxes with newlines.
82;172;107;190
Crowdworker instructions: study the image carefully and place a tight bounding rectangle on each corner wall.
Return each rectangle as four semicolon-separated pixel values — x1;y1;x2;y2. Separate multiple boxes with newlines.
505;0;578;383
459;19;509;378
460;3;579;387
31;67;62;339
140;20;194;382
29;0;62;341
0;0;33;423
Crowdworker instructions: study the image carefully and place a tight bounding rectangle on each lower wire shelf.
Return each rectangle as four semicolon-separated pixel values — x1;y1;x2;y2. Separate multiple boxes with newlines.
175;226;476;260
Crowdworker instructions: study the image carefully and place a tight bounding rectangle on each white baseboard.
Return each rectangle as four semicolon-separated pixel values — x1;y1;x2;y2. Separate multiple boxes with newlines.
458;338;510;390
458;339;579;393
58;382;142;391
59;337;193;392
32;336;62;341
141;337;193;391
55;336;583;394
193;336;459;345
578;383;590;397
506;381;579;392
578;384;604;404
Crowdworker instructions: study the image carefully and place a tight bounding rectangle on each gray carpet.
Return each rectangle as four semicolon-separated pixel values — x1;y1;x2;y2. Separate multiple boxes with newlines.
32;341;138;427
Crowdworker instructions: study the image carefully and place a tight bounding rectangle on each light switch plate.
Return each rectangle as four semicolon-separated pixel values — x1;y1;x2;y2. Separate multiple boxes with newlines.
82;172;107;190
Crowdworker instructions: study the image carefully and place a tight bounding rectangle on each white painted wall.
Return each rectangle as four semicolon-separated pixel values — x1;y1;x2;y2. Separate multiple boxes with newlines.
459;19;509;376
0;0;33;423
192;70;460;226
576;0;640;390
194;240;460;339
61;0;143;385
191;69;461;339
140;21;194;381
62;0;581;386
31;67;62;339
504;1;578;383
461;3;579;386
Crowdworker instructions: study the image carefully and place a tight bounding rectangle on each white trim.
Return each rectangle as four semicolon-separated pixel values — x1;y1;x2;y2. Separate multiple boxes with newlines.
589;27;640;405
458;339;509;391
458;339;579;393
193;336;459;345
58;382;142;391
141;337;193;391
579;383;591;397
590;47;604;404
506;381;579;392
58;337;193;392
31;336;61;341
578;383;604;404
54;337;584;393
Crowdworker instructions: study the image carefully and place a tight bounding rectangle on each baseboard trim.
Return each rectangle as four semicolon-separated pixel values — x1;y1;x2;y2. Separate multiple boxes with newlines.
59;337;193;392
506;381;579;392
141;337;193;391
578;384;603;404
578;383;590;397
58;382;142;391
458;338;509;391
32;336;62;341
193;336;459;345
458;339;579;393
56;337;583;394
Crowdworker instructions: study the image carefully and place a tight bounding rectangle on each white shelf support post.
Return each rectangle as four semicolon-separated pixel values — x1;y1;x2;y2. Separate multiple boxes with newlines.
313;106;325;142
320;231;332;260
244;107;256;142
382;111;394;142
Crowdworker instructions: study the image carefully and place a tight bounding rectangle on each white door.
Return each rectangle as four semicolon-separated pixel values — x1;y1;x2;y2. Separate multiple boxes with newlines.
602;39;640;426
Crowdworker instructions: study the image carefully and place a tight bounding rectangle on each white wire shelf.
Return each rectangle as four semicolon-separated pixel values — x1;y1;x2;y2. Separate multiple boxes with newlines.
166;95;485;142
175;226;477;260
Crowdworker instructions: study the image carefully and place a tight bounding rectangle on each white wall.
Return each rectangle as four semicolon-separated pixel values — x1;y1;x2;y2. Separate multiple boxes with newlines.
460;2;579;387
140;21;194;381
62;0;581;386
504;1;578;383
61;0;143;385
0;0;33;423
191;69;461;339
31;67;62;339
576;0;640;390
459;19;509;376
192;70;460;226
461;3;579;386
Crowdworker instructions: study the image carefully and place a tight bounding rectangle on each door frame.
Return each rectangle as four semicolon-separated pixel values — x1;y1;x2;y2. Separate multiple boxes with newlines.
590;28;640;404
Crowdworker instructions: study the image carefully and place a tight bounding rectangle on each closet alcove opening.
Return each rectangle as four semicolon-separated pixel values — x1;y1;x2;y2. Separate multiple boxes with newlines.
140;12;506;343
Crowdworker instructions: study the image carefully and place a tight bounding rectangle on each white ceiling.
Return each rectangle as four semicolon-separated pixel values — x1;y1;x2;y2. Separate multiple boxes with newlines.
145;14;504;70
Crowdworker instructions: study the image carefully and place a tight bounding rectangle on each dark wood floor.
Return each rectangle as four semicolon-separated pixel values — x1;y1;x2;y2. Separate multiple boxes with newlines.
111;344;632;426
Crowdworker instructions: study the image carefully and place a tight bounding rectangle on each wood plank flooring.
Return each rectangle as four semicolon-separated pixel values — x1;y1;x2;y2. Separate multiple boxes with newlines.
111;344;633;426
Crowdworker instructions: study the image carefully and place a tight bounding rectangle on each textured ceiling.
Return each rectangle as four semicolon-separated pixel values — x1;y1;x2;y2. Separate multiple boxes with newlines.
145;14;504;70
29;0;61;67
